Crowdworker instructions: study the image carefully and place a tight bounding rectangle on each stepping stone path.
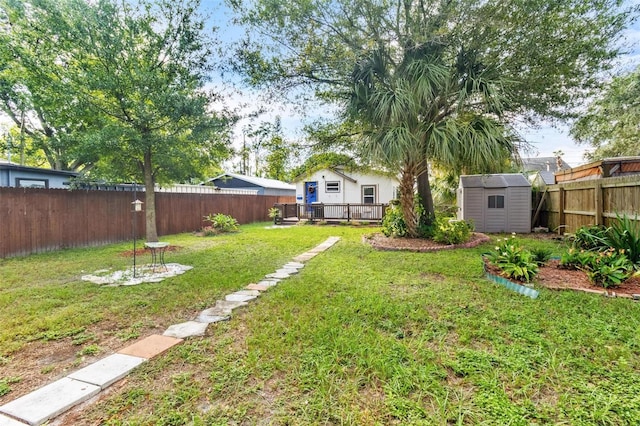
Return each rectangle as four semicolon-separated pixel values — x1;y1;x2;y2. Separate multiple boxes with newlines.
0;236;340;425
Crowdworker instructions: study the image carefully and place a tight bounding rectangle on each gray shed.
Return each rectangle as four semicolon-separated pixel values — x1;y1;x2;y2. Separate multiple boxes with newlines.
457;174;531;233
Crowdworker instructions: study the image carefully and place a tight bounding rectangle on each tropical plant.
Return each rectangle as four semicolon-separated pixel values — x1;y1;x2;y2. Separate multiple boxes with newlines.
203;213;239;234
571;225;610;251
487;235;539;283
432;217;473;245
559;248;597;270
607;214;640;265
530;247;553;266
584;248;634;288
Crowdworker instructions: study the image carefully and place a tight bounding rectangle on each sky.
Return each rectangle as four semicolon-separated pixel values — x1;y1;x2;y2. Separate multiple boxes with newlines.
206;0;640;169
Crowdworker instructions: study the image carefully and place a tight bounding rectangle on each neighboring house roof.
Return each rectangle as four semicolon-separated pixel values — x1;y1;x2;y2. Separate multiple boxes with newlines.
460;173;531;188
207;172;295;190
0;160;78;177
521;157;571;172
534;170;556;185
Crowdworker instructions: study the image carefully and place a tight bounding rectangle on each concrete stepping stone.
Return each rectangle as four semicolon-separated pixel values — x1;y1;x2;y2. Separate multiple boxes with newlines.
67;353;146;389
0;377;100;426
0;413;30;425
118;334;183;360
163;321;209;339
276;268;299;275
284;262;304;269
265;272;290;279
293;254;317;262
226;293;258;303
196;308;231;323
246;283;270;292
235;290;260;297
256;279;279;287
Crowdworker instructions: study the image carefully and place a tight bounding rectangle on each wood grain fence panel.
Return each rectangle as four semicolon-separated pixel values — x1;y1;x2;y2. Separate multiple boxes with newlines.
0;188;294;257
543;175;640;233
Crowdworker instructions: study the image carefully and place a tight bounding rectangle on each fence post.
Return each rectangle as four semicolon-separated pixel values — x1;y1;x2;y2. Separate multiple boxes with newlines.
594;181;603;226
558;187;565;234
347;204;351;222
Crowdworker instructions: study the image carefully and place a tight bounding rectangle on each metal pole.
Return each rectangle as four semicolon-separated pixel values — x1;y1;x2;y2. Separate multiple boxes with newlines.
133;184;137;278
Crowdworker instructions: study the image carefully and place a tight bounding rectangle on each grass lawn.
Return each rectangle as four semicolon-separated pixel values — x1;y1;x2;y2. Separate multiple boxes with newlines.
2;223;640;424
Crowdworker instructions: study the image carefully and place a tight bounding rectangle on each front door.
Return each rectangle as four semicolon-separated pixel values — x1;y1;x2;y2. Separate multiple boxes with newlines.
305;181;318;204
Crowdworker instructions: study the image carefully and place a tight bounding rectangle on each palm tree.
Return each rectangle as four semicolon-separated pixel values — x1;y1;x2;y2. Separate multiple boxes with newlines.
348;41;517;237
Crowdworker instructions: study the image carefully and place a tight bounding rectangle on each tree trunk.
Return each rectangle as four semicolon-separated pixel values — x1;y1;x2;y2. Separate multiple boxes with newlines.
417;169;435;225
399;165;419;238
143;150;159;242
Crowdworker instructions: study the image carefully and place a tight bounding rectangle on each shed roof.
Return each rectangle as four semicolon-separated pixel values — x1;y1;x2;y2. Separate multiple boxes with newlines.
207;172;295;190
460;173;531;188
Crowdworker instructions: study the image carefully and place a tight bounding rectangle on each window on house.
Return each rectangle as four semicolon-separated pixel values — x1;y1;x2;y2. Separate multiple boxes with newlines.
16;178;48;189
325;181;340;193
362;185;376;204
488;195;505;209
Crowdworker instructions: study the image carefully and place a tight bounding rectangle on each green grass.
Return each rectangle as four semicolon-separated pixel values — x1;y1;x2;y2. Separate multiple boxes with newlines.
3;224;640;424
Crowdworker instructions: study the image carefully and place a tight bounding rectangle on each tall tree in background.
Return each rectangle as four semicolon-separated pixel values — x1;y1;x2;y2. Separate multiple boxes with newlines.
571;66;640;161
230;0;635;233
2;0;234;242
0;1;97;170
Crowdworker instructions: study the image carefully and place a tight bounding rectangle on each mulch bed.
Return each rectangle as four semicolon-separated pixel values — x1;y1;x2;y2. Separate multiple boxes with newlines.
365;232;640;299
364;232;490;252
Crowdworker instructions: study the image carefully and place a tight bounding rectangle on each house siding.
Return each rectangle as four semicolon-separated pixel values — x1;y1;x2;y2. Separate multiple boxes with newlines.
295;169;397;204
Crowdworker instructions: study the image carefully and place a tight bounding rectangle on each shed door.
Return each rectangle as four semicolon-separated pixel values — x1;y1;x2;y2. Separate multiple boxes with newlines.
484;191;506;232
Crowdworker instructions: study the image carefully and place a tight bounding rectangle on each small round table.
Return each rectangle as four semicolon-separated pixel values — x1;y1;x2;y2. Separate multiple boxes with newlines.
144;242;169;271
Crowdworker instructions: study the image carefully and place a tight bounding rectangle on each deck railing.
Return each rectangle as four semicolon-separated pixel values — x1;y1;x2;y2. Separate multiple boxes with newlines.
274;203;388;222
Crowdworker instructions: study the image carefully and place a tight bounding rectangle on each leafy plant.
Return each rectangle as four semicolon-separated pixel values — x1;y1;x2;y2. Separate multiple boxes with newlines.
432;217;473;245
559;248;596;270
530;247;553;265
381;203;408;237
570;225;610;251
268;207;281;219
487;235;539;282
203;213;239;234
585;248;634;288
607;213;640;265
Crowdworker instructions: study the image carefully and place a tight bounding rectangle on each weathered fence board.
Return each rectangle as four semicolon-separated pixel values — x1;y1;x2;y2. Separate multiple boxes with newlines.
0;188;293;257
544;175;640;233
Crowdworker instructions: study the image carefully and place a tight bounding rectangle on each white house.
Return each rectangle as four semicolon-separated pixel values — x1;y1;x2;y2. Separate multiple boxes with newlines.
294;167;397;205
292;167;398;221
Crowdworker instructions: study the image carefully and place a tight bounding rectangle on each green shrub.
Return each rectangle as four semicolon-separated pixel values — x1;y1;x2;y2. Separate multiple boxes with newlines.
530;247;553;265
607;213;640;265
560;247;634;288
487;235;538;282
585;248;634;288
432;217;473;245
381;197;433;238
559;248;596;270
381;203;407;237
571;225;610;251
203;213;239;234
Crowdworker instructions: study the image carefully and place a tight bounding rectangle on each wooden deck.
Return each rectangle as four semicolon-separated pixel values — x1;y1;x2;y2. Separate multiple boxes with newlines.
273;203;388;224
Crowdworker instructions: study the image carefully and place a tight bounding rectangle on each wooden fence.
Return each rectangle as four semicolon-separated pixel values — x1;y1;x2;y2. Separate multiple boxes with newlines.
543;175;640;234
0;187;294;257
